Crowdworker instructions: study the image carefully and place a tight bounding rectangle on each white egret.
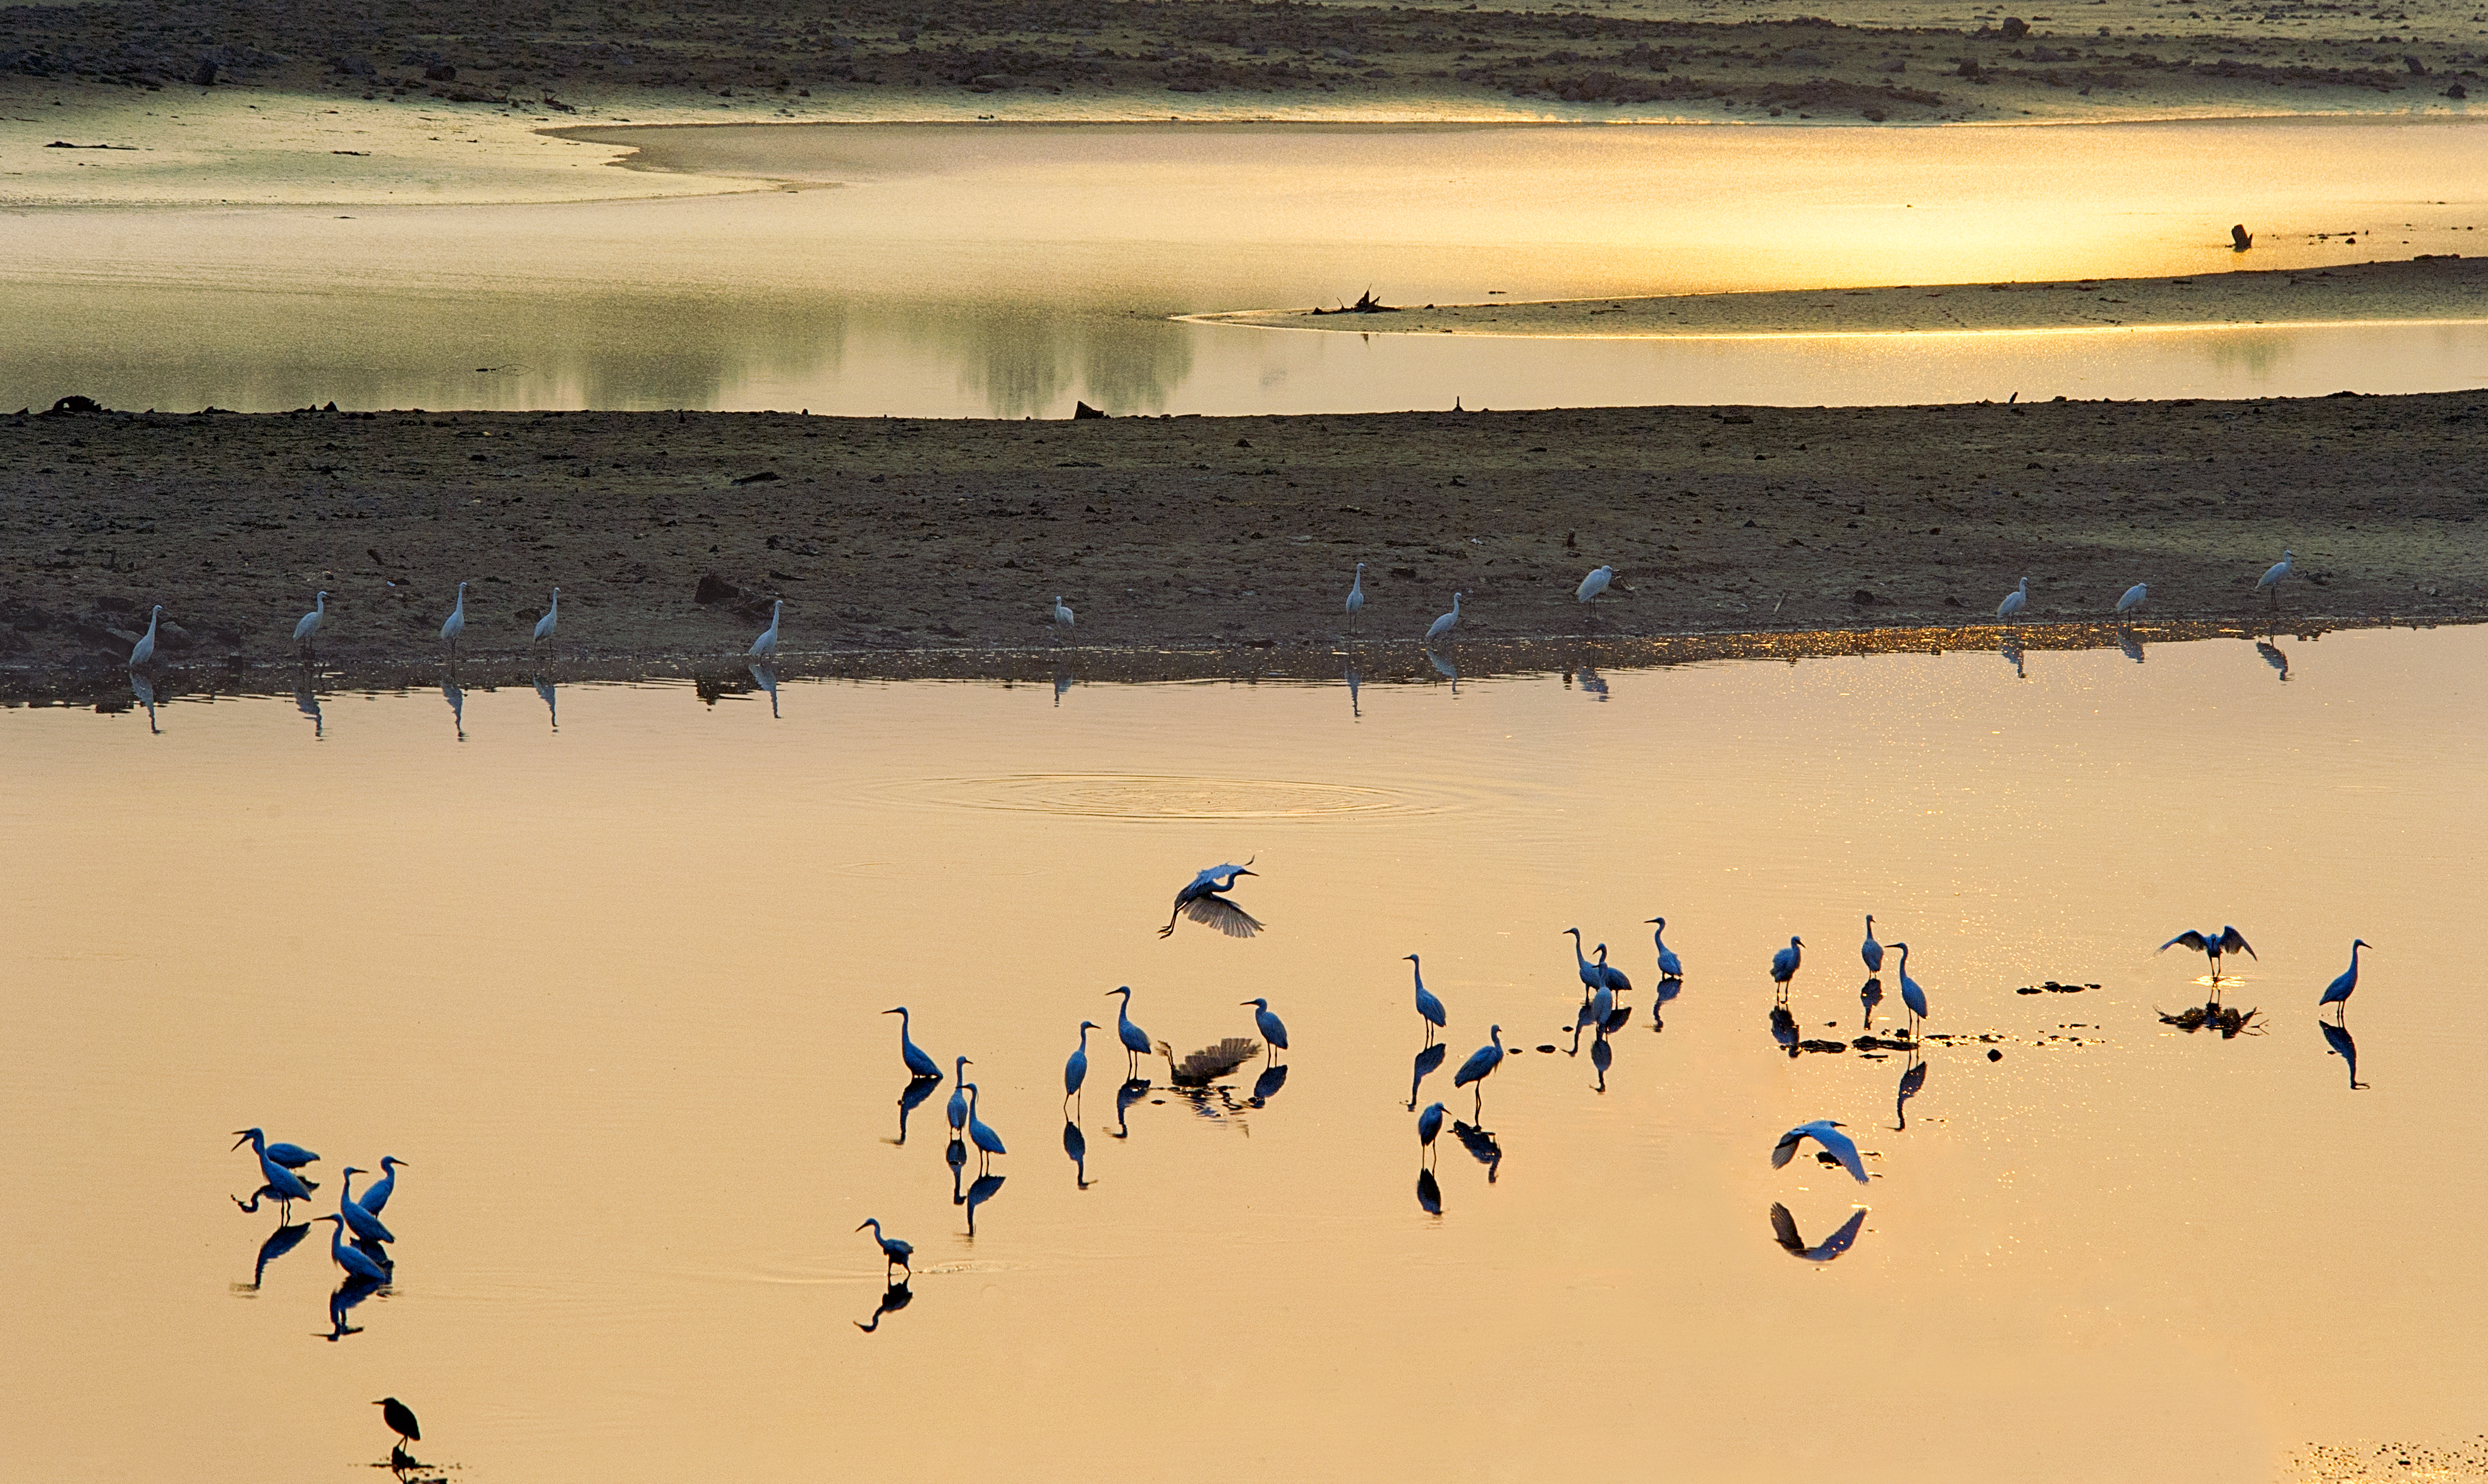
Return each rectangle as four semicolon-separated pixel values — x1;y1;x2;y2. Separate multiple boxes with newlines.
1577;565;1613;603
2319;939;2372;1023
1416;1100;1445;1161
946;1056;973;1141
1345;562;1366;619
315;1214;391;1283
356;1156;406;1217
2116;582;2148;615
1891;941;1928;1037
533;588;559;641
1241;997;1289;1059
2159;925;2256;982
2258;549;2294;599
1996;577;2029;620
1064;1023;1096;1106
1452;1024;1505;1114
128;605;162;667
232;1128;319;1169
1107;986;1152;1078
337;1167;396;1245
293;591;327;649
883;1007;943;1082
1592;943;1632;995
1406;953;1447;1041
1562;928;1603;996
440;582;467;651
964;1083;1005;1173
1051;595;1074;629
1160;860;1262;939
856;1217;913;1278
1860;915;1884;974
1771;936;1804;991
749;599;781;657
1772;1119;1869;1185
1644;917;1683;979
1425;591;1464;644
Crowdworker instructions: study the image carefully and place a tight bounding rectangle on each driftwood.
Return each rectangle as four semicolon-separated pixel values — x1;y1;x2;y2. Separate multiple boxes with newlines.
1310;289;1398;316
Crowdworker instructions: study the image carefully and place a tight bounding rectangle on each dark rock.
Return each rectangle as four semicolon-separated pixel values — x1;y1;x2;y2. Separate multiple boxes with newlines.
39;395;105;417
425;63;457;81
1987;1048;2004;1061
1072;401;1107;419
2405;54;2429;75
730;469;779;485
2001;17;2030;40
694;573;744;605
192;61;218;86
2447;82;2468;99
1957;57;1982;78
1851;589;1875;605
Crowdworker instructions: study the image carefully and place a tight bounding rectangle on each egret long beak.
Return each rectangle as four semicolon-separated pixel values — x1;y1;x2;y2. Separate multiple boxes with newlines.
854;1221;871;1231
881;1008;903;1016
231;1131;253;1149
1236;869;1257;878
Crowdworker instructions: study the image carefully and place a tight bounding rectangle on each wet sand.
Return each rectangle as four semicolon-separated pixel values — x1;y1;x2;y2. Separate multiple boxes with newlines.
3;392;2479;696
1215;255;2488;337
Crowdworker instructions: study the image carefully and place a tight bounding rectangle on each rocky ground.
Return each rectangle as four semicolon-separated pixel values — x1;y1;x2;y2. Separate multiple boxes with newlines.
2;389;2479;698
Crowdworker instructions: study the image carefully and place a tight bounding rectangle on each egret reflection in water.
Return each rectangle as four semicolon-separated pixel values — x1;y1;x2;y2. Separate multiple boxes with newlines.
1768;1203;1869;1262
1248;1061;1289;1107
325;1270;382;1342
1895;1052;1929;1130
2118;629;2146;664
886;1075;940;1147
855;1279;914;1334
1110;1077;1148;1140
240;1217;310;1290
1452;1118;1502;1183
1344;662;1361;719
1425;648;1459;694
295;684;324;739
1416;1165;1442;1215
130;672;160;733
1061;1119;1089;1188
1405;1041;1447;1110
442;681;464;741
2319;1019;2368;1089
533;676;559;730
1859;975;1884;1031
2001;639;2026;679
748;663;780;718
2257;637;2291;680
964;1173;1005;1237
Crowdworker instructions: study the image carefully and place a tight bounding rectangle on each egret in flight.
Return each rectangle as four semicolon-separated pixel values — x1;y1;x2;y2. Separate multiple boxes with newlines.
315;1214;391;1283
1860;915;1884;975
2116;582;2148;616
1997;577;2029;620
856;1217;913;1279
1891;941;1928;1039
1241;998;1289;1061
1406;954;1447;1042
1160;860;1262;939
1452;1025;1505;1115
440;582;466;653
533;588;560;642
749;599;782;658
1107;986;1152;1078
2258;549;2293;601
1645;917;1684;980
1772;1119;1869;1185
2159;925;2256;982
1771;936;1805;993
1425;592;1464;644
129;605;162;667
884;1008;943;1082
1577;565;1613;603
964;1083;1005;1173
293;591;327;651
2319;939;2372;1023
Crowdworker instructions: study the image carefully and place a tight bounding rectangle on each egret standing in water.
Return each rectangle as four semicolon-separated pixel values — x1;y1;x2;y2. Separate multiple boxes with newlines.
2116;582;2149;617
2319;939;2372;1023
373;1398;420;1452
1064;1022;1095;1108
964;1083;1005;1173
1416;1101;1445;1163
945;1056;973;1142
2258;549;2294;603
440;582;467;655
315;1214;390;1283
1452;1025;1505;1115
1860;914;1884;975
1997;577;2029;620
293;591;327;653
1241;998;1289;1062
337;1168;396;1246
533;588;560;642
1107;986;1151;1078
356;1156;406;1217
1425;591;1464;644
1345;563;1366;625
1591;943;1631;996
883;1007;942;1082
1051;595;1075;631
2159;925;2256;984
749;599;782;658
1771;936;1805;994
1160;860;1263;938
1406;953;1447;1042
856;1217;913;1279
1562;927;1604;996
233;1128;320;1171
1891;941;1928;1039
1645;917;1683;980
128;605;162;667
1577;565;1613;604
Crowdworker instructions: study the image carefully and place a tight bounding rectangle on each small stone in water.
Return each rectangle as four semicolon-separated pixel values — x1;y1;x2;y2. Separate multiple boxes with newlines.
1534;1044;1555;1054
1987;1049;2004;1061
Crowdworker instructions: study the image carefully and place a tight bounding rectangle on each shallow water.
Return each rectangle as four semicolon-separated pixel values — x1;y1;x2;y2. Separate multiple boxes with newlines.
3;118;2484;415
2;624;2482;1480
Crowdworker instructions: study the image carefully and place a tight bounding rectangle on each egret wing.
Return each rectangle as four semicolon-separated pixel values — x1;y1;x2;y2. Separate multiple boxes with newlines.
1768;1202;1805;1253
2218;926;2257;960
1770;1128;1803;1169
1818;1127;1869;1185
2159;931;2211;955
1808;1207;1869;1261
1186;895;1264;939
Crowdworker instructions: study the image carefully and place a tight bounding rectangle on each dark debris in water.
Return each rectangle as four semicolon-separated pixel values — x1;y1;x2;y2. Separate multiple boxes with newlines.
2159;1001;2262;1037
2016;979;2103;995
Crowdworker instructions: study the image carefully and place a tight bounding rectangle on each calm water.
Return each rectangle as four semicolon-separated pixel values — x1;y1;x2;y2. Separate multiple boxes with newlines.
3;118;2484;416
3;624;2482;1480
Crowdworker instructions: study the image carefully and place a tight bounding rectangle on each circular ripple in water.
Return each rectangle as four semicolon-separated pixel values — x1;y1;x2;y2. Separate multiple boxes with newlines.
895;773;1426;821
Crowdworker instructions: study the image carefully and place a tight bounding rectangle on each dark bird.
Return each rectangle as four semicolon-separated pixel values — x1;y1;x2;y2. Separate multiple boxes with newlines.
1771;936;1805;992
355;1156;407;1217
1160;860;1262;938
856;1217;913;1278
373;1397;420;1448
1768;1203;1869;1262
1452;1025;1505;1116
233;1128;319;1169
2159;925;2256;983
1107;987;1153;1078
1406;953;1447;1041
1860;914;1884;975
2231;223;2253;251
2319;939;2372;1023
1152;1037;1262;1087
1773;1120;1868;1185
1241;997;1289;1060
883;1007;943;1082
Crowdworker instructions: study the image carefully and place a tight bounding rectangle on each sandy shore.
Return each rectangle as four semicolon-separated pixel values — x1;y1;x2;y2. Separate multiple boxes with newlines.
2;391;2478;697
1213;256;2488;337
